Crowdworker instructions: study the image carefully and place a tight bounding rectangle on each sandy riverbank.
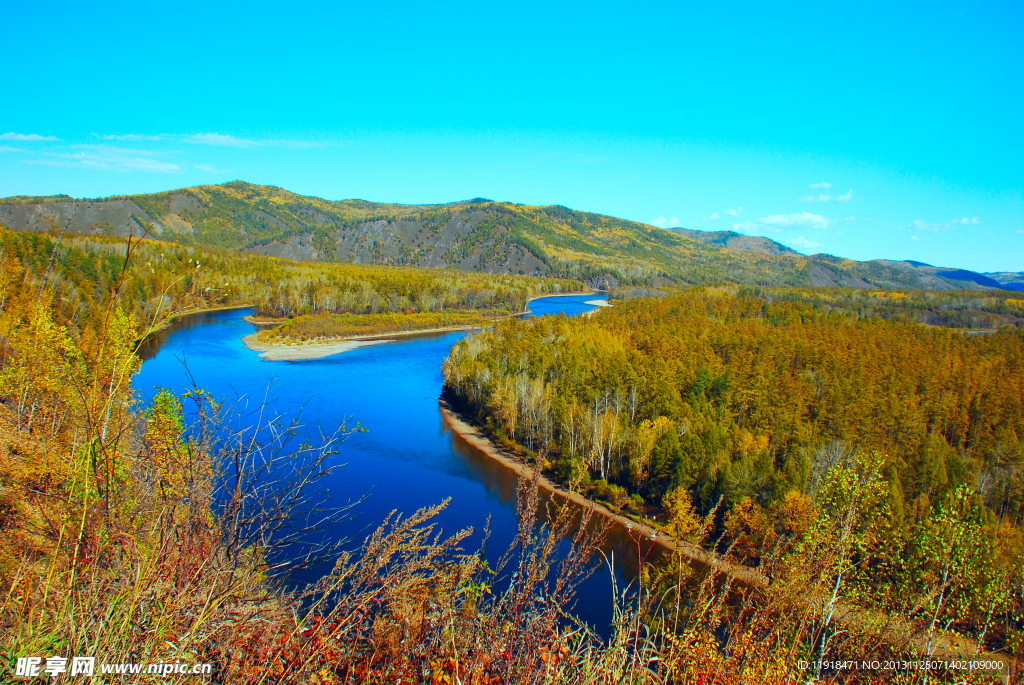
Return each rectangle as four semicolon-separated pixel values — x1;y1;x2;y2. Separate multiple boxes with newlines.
437;396;766;587
242;335;392;361
242;324;494;361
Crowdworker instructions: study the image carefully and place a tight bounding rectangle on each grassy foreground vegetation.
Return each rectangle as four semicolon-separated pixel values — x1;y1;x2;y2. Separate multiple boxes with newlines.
443;287;1024;665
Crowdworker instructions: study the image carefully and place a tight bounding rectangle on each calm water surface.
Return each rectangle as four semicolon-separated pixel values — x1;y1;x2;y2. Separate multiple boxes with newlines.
134;294;658;636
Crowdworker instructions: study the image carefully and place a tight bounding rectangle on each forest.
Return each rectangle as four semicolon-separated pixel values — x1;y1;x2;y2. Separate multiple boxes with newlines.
2;219;1021;681
0;227;582;346
442;287;1024;659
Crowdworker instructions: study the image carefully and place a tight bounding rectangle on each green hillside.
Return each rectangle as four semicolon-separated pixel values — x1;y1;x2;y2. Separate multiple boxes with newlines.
0;181;1004;291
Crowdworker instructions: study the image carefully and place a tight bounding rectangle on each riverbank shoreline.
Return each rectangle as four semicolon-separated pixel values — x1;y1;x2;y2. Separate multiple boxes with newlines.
242;324;492;361
243;290;602;361
437;397;995;659
437;395;766;587
138;302;252;344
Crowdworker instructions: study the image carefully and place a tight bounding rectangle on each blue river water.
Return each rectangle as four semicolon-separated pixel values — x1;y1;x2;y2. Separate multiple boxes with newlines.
133;294;652;636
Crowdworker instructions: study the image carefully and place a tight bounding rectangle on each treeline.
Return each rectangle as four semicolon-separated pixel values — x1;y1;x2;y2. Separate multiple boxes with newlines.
250;262;580;320
258;309;511;342
611;285;1024;330
0;227;582;342
442;288;1024;651
767;287;1024;329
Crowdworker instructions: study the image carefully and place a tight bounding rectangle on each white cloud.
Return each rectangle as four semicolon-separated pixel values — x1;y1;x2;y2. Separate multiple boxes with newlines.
103;133;164;141
733;222;767;232
0;132;58;142
670;217;680;227
194;163;229;173
29;146;180;173
185;133;257;148
844;216;856;222
900;217;980;233
703;207;739;222
760;212;833;229
788;236;822;251
798;194;833;202
810;182;832;189
651;217;668;227
0;145;27;153
184;132;320;149
1018;230;1024;235
834;189;853;203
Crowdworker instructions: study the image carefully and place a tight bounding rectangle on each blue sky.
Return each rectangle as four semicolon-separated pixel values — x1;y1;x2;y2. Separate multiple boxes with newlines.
2;0;1021;272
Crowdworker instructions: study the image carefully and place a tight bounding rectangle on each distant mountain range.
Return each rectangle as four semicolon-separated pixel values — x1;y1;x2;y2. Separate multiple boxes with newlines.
1;181;1019;291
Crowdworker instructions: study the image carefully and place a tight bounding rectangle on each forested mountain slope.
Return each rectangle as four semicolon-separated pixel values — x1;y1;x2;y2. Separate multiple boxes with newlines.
0;181;1008;291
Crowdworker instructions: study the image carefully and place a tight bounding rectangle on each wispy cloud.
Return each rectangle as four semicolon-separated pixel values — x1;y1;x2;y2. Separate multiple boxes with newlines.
28;145;180;173
194;163;229;173
701;206;740;223
898;217;981;233
651;217;680;228
0;132;58;142
809;182;832;190
0;145;28;153
184;132;321;149
788;236;822;251
799;189;852;203
185;133;258;148
102;133;164;142
761;212;833;229
911;220;952;232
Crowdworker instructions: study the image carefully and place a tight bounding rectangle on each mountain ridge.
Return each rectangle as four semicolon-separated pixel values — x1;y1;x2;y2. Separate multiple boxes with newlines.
0;181;1012;292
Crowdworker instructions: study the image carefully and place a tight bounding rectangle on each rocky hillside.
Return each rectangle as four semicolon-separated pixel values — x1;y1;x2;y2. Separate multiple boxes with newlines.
0;181;1009;291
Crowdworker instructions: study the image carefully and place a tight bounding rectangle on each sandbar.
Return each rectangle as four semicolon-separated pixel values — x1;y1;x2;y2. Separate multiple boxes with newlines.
242;334;390;361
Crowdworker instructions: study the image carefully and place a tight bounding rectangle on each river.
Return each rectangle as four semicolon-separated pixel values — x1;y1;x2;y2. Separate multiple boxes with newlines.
133;294;662;637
